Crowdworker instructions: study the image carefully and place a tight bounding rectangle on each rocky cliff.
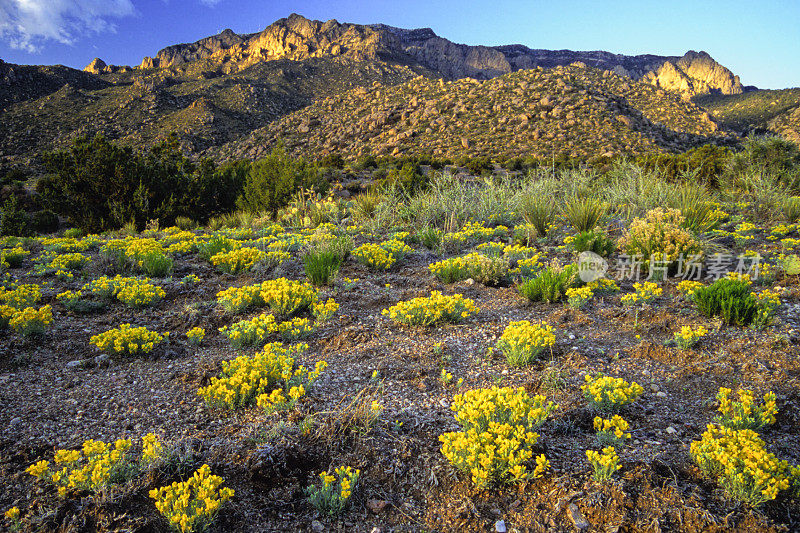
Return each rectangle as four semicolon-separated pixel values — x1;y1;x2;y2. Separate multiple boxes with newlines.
130;14;744;97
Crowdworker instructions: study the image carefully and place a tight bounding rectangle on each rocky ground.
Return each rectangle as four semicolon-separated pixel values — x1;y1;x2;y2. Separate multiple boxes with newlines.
214;64;736;163
0;219;799;532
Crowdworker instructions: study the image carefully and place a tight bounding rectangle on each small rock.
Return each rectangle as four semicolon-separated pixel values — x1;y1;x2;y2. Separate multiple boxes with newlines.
311;520;324;532
367;499;387;513
656;391;667;398
66;360;82;369
10;417;22;426
495;519;507;532
665;426;678;434
568;503;590;530
649;384;659;392
438;398;449;408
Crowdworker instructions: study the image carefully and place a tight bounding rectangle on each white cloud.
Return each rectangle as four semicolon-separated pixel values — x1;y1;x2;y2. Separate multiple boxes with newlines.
198;0;222;6
0;0;136;53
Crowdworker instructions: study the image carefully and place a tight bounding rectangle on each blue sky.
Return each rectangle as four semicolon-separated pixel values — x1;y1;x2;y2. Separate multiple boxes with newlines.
0;0;797;89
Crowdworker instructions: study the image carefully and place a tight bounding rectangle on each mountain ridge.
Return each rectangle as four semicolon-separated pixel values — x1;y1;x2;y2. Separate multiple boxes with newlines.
116;13;744;97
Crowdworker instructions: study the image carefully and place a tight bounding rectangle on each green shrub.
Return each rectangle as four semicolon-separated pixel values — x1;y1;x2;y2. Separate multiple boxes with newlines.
141;251;173;278
518;264;579;303
376;162;428;193
636;145;732;186
38;134;243;232
175;216;198;230
63;227;83;239
569;229;615;257
413;226;443;249
237;145;322;216
198;235;238;262
0;195;28;237
729;136;800;189
692;278;758;326
562;195;607;233
32;210;59;234
782;196;800;223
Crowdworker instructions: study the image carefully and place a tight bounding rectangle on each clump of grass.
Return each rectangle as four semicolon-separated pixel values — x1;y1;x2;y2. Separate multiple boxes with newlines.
563;195;607;232
303;237;352;286
517;263;579;303
518;194;556;237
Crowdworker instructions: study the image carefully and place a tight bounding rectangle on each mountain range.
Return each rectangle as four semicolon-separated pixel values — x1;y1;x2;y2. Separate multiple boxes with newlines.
1;13;798;170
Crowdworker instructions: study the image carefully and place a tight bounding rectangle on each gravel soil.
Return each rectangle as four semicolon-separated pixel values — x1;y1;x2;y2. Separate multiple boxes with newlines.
1;236;799;532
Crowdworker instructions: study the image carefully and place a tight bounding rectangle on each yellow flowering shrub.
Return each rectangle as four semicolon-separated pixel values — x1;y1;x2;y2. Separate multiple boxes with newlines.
260;278;318;317
306;466;360;516
1;246;29;267
382;291;479;327
428;252;509;285
586;277;619;293
25;438;132;497
714;387;777;430
0;284;41;310
582;374;644;412
4;506;21;531
495;320;556;366
197;342;326;410
90;324;166;356
754;288;782;328
620;281;663;306
586;446;621;482
509;256;544;278
502;244;539;261
215;283;263;314
674;325;708;350
440;386;555;488
116;280;165;308
210;247;266;274
690;424;792;506
140;433;167;468
566;286;593;309
186;327;205;345
150;464;234;533
443;221;506;249
312;298;338;322
220;313;320;348
0;304;14;329
34;252;90;277
216;278;318;316
594;415;631;446
8;304;52;336
617;208;702;273
219;312;278;348
352;239;412;270
677;280;705;299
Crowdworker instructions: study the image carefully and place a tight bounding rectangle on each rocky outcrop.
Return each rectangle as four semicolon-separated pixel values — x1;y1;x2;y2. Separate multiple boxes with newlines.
84;58;107;74
130;14;745;97
642;51;743;96
83;58;132;75
139;28;248;69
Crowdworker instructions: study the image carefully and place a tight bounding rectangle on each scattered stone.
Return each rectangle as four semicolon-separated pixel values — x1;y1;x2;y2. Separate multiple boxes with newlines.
311;519;324;532
568;503;590;530
367;499;388;513
495;519;507;532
